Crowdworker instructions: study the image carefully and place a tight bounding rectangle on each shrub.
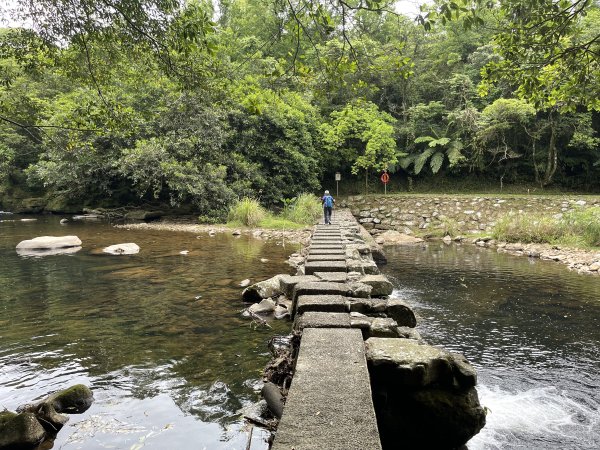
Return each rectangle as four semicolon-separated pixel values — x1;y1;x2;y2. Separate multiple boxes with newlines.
492;213;564;243
562;207;600;247
283;193;322;225
227;197;266;227
492;207;600;248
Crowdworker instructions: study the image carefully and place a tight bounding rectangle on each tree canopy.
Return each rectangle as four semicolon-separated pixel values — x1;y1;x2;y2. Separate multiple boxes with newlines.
1;0;599;213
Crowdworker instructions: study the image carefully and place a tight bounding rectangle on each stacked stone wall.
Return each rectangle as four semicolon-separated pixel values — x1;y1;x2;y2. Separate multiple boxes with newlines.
344;195;600;237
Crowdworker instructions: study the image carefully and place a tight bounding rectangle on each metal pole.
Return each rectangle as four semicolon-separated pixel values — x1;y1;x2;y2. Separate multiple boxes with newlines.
336;180;339;197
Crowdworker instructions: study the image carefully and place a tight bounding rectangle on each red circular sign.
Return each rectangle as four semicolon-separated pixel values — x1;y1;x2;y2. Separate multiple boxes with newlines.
380;172;390;184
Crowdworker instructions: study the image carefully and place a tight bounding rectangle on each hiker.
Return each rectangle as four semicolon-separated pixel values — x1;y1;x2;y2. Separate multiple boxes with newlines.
322;190;335;224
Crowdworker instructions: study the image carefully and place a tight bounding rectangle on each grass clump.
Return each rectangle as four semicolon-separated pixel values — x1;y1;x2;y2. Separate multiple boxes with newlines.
227;197;266;227
258;215;308;230
492;207;600;247
283;193;322;225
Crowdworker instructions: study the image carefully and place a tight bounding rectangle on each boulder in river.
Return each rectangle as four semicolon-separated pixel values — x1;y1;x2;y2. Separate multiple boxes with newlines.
102;243;140;255
365;338;485;448
1;384;94;450
248;298;276;315
0;411;45;449
242;275;284;303
16;236;82;250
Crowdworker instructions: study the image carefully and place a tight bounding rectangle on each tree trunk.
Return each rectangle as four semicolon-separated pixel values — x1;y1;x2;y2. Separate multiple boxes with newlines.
542;112;558;186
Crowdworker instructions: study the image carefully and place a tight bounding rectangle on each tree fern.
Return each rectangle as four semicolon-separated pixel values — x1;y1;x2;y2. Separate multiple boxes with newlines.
414;147;435;174
430;152;444;174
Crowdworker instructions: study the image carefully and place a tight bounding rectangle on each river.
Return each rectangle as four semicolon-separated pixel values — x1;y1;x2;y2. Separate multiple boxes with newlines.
0;214;296;449
2;214;599;449
381;243;600;449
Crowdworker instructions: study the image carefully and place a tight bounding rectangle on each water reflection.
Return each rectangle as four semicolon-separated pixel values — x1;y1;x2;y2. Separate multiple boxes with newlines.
0;215;296;449
382;243;600;449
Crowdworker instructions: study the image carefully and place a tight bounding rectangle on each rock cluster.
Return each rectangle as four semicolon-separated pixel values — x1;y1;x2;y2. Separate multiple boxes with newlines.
0;384;93;450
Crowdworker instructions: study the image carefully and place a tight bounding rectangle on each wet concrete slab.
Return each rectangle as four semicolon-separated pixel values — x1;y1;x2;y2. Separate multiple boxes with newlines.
305;254;346;262
294;311;352;331
272;328;382;450
305;260;347;275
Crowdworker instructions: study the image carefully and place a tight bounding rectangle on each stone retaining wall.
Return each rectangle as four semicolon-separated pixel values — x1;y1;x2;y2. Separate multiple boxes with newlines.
344;194;600;237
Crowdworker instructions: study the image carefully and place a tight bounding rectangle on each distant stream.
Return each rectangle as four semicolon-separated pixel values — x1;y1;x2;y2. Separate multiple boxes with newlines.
382;243;600;449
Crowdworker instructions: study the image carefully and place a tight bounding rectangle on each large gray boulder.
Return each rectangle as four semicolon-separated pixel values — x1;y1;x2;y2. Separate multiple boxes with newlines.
365;338;485;448
16;236;81;250
102;243;140;255
242;275;284;303
360;275;393;297
375;230;424;246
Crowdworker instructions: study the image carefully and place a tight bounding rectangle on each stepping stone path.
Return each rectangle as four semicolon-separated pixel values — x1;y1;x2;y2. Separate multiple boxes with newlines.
268;209;485;449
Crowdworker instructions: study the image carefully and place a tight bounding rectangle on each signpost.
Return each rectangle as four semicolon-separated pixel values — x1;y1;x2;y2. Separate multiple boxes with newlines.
335;172;341;197
380;170;390;194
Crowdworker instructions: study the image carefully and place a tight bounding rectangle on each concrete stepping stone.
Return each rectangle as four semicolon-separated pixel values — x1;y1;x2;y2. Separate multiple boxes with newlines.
294;312;351;331
305;254;346;262
305;260;347;275
272;328;382;450
310;238;343;244
313;272;348;282
309;244;344;250
308;249;346;255
279;275;319;298
296;295;349;315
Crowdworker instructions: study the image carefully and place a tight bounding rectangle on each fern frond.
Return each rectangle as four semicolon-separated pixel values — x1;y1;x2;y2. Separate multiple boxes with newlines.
430;152;444;174
414;148;435;174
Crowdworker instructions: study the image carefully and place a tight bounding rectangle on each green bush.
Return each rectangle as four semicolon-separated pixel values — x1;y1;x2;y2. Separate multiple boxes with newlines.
227;197;266;226
283;193;322;225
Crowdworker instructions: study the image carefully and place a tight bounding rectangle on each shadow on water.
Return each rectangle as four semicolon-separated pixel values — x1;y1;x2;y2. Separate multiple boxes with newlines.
0;214;297;449
381;242;600;450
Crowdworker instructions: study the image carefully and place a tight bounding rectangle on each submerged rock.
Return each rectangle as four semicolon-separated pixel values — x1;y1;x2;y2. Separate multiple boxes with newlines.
102;243;140;255
72;214;102;221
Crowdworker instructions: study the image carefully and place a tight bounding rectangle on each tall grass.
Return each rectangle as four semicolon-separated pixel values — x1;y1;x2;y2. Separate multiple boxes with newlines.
227;197;266;227
492;207;600;247
283;193;322;225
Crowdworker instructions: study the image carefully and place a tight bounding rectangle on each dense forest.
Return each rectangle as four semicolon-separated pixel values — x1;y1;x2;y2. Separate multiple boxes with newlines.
1;0;599;218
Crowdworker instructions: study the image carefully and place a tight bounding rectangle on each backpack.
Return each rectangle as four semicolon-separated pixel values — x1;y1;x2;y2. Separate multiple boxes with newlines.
324;195;334;208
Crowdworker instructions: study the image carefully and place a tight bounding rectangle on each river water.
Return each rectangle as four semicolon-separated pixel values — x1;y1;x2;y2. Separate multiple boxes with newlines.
3;215;599;449
381;243;600;450
0;214;296;449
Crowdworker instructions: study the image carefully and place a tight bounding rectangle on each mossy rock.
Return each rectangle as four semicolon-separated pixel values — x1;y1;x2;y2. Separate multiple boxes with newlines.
0;411;46;449
46;384;94;414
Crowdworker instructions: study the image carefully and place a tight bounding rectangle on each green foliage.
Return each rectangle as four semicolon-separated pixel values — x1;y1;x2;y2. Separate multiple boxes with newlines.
282;193;322;225
492;207;600;247
321;100;400;175
227;197;266;227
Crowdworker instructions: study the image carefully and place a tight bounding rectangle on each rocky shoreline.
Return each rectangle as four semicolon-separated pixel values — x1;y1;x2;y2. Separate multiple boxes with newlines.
371;230;600;276
113;222;312;245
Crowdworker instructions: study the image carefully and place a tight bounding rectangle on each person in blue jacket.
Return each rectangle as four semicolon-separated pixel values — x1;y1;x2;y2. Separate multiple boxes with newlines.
322;190;335;224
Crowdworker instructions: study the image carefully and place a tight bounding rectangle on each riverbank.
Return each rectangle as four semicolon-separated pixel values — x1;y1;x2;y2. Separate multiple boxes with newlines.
114;221;312;245
345;194;600;276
